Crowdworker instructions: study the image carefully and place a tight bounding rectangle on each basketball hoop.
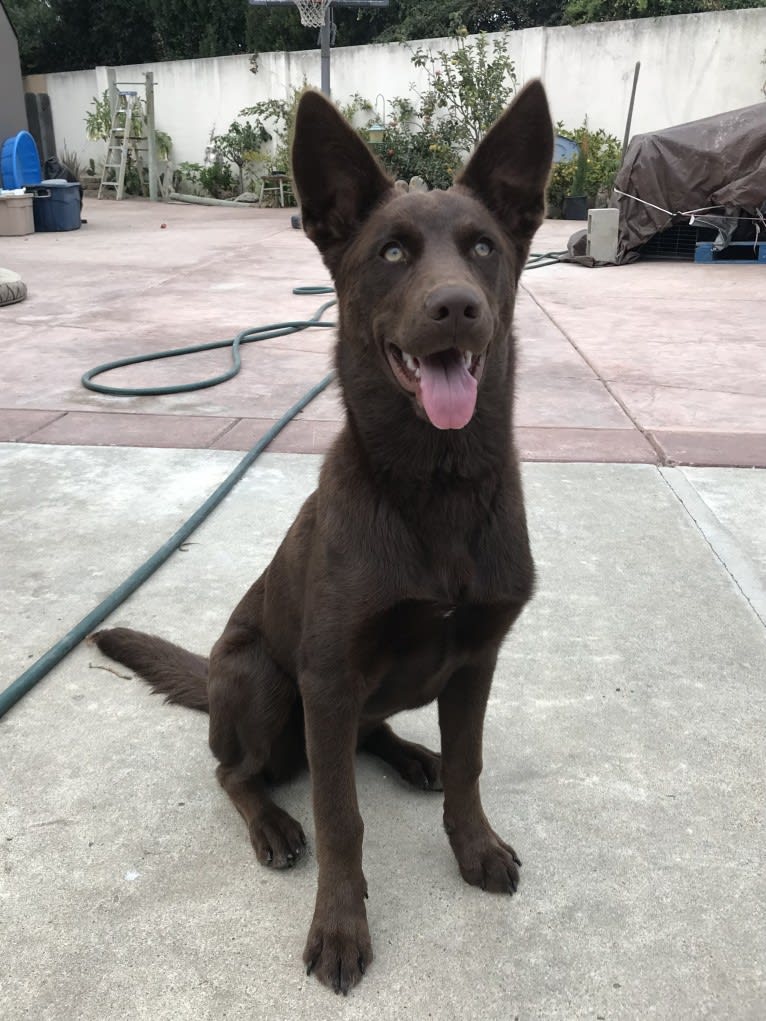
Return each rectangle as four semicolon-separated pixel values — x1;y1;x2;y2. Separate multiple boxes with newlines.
293;0;331;27
249;0;389;95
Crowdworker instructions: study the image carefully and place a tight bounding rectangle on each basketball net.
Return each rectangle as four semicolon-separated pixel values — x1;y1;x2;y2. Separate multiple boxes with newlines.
293;0;331;27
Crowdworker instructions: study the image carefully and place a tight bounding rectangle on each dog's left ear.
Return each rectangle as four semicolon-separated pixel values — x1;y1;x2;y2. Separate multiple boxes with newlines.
457;80;553;249
292;90;393;274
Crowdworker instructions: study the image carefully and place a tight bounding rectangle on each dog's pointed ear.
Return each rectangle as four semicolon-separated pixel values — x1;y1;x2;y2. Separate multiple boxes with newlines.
292;90;393;273
457;80;553;250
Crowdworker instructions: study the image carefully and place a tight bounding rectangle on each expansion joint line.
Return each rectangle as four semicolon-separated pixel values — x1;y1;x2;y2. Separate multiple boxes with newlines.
520;281;666;464
659;467;766;631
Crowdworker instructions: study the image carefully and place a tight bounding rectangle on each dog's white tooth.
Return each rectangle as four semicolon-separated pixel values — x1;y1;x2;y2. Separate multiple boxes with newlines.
463;351;472;368
402;351;417;372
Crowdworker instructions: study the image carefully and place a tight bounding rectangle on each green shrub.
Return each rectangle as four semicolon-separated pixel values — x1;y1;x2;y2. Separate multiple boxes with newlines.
209;119;271;193
547;122;622;214
199;162;235;199
374;31;517;190
375;97;464;189
411;30;518;150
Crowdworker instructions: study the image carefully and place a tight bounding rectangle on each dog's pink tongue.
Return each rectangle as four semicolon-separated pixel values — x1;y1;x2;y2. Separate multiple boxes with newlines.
418;350;478;430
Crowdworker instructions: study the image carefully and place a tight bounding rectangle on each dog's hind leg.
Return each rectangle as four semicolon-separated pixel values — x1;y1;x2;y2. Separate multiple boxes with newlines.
216;760;306;868
361;722;443;791
209;631;307;868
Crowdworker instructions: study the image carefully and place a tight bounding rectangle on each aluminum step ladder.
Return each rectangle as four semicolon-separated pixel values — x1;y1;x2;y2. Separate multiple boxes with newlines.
98;91;148;200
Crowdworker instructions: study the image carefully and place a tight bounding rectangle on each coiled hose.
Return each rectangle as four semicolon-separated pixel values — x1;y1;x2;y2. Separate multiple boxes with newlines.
0;254;566;718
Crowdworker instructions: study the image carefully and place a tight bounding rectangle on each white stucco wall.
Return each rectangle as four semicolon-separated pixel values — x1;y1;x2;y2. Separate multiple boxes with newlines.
24;8;766;169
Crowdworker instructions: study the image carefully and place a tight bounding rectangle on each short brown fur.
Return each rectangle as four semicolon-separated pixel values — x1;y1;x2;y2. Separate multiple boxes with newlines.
93;82;553;995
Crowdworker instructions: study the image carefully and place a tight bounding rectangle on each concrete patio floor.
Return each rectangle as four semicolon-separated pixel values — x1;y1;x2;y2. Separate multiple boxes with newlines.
1;199;765;1019
1;198;764;466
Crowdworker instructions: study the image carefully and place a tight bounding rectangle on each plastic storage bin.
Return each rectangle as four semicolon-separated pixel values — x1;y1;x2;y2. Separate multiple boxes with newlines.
0;192;34;236
0;131;42;188
29;180;81;232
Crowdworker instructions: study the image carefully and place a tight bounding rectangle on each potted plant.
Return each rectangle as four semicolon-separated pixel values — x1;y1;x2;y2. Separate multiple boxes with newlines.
562;131;589;220
548;120;622;220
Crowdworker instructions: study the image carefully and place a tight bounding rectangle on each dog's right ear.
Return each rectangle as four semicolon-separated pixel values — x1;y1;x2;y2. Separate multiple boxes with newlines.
292;90;393;274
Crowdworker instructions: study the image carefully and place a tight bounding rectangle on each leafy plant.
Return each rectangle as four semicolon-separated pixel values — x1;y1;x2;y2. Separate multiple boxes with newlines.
84;91;114;143
570;127;588;196
375;97;465;190
547;121;622;214
58;144;81;181
209;119;271;193
199;161;235;199
411;30;518;150
562;0;765;25
374;31;517;189
172;161;204;193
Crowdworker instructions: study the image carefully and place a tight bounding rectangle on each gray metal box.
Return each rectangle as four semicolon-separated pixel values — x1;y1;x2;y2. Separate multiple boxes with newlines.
586;207;619;263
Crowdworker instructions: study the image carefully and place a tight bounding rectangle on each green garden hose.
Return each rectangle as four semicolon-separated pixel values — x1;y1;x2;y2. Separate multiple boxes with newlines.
0;287;336;718
0;253;566;719
82;288;336;397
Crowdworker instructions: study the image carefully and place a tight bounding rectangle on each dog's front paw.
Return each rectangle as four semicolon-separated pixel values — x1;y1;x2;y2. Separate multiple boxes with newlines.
303;897;372;994
448;822;522;895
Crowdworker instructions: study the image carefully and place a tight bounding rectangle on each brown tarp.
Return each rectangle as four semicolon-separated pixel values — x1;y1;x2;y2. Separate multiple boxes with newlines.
612;102;766;263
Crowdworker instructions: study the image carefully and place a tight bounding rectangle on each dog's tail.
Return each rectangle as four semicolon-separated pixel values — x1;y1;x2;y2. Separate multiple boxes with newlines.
89;627;209;712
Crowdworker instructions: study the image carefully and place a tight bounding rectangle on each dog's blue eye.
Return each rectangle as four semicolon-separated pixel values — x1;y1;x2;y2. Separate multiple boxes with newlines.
474;239;493;257
382;243;405;263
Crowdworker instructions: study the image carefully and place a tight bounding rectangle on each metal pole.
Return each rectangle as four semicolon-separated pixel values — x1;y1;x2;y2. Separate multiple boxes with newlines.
320;6;331;96
620;61;641;166
145;71;158;201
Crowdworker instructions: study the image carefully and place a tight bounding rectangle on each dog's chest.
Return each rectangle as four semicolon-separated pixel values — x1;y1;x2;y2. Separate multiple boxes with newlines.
356;597;517;716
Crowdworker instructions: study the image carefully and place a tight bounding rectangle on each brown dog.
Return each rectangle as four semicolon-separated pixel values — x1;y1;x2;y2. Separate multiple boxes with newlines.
93;82;553;994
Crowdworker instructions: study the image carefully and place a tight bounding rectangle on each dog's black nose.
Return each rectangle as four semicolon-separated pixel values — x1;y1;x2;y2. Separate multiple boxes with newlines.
425;285;482;325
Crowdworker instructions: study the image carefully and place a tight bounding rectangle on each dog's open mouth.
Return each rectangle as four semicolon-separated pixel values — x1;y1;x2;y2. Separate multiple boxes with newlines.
385;343;486;430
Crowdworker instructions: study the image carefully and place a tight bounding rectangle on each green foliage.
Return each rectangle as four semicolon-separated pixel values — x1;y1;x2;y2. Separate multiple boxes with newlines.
412;31;517;149
373;32;516;190
360;0;559;42
246;0;565;53
9;0;159;75
84;91;171;159
172;161;204;194
245;7;315;54
84;91;114;143
571;134;589;195
547;121;622;213
209;119;271;193
58;144;81;180
6;0;58;74
85;91;172;196
563;0;765;24
152;0;247;60
8;0;765;74
199;162;236;199
375;97;465;190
